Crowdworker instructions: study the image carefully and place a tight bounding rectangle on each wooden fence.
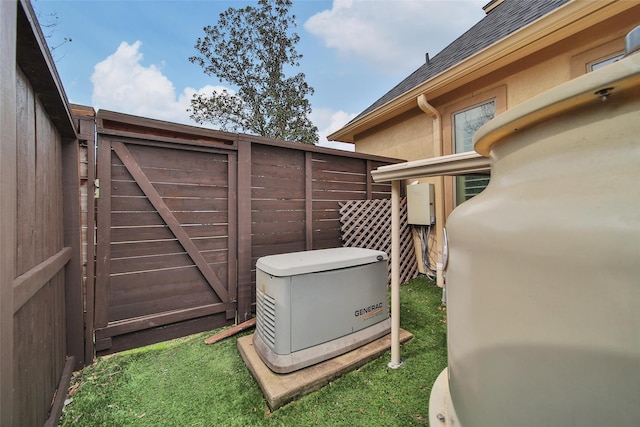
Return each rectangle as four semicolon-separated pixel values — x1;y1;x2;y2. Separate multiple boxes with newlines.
81;109;403;356
1;1;84;425
1;1;406;424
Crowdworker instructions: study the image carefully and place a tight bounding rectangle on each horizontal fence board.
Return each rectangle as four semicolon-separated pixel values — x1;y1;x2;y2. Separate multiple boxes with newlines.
251;199;305;210
110;239;184;258
110;252;194;275
178;224;229;238
250;231;306;246
109;264;207;291
312;227;342;240
252;241;307;259
251;221;305;234
12;247;71;313
109;286;220;314
111;250;228;276
110;225;174;242
312;155;367;173
110;237;227;258
109;290;219;323
251;186;305;199
312;191;367;201
110;196;229;217
311;238;341;250
251;162;304;179
96;302;234;339
251;144;304;166
252;210;305;223
127;143;229;172
110;212;165;227
111;195;154;211
192;236;229;252
312;210;343;220
174;212;229;226
110;223;229;242
252;174;305;191
312;169;367;183
111;163;228;186
371;192;392;199
313;180;367;192
112;180;227;199
155;197;230;212
313;200;348;210
100;313;230;356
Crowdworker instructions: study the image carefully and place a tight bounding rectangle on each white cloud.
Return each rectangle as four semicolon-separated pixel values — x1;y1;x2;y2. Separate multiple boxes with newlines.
91;41;225;125
312;108;356;151
91;41;357;151
305;0;486;75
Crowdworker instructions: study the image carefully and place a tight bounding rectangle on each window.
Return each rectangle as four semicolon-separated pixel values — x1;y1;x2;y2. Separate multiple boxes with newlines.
453;100;495;204
588;52;624;72
570;39;625;78
441;85;505;215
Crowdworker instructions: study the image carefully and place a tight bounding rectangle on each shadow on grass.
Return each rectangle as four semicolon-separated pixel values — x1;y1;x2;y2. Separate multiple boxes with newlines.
59;275;447;426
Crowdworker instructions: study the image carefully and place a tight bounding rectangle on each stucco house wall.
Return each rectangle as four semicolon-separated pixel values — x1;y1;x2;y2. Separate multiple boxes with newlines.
355;109;435;161
331;0;640;274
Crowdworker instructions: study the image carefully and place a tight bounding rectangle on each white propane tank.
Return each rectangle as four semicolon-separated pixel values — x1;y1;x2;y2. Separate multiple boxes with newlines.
430;29;640;427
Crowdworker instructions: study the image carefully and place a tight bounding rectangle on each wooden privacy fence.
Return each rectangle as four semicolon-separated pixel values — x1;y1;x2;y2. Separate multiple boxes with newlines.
2;1;406;424
82;109;403;356
1;1;84;425
339;198;419;285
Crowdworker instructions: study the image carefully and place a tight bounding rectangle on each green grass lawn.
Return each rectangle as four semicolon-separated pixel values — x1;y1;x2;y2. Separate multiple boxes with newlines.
59;275;447;426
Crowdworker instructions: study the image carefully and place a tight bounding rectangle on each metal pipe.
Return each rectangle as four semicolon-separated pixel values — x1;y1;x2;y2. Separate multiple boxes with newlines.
388;180;403;368
418;94;446;288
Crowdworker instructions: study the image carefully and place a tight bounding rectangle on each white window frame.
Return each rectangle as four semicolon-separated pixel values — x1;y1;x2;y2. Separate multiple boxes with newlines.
452;100;495;205
587;52;624;72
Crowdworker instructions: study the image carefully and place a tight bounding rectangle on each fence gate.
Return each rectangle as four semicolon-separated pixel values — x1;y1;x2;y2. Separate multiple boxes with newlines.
93;114;238;354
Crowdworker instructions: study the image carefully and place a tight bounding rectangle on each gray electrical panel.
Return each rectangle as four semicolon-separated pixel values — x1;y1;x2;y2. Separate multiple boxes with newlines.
407;182;435;225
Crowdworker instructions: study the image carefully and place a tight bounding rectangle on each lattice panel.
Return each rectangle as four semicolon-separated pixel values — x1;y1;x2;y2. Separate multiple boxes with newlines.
339;198;418;285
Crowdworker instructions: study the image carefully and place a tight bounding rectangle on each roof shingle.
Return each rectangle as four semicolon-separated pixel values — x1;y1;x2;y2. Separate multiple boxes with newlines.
351;0;570;122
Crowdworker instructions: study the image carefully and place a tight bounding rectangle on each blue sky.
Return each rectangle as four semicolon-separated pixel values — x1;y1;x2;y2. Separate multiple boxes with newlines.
34;0;486;150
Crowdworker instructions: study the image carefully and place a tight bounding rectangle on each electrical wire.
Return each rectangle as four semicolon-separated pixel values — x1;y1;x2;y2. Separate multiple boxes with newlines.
417;224;437;280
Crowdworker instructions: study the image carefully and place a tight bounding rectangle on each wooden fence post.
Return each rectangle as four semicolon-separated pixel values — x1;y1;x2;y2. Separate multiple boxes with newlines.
0;2;17;423
236;137;253;322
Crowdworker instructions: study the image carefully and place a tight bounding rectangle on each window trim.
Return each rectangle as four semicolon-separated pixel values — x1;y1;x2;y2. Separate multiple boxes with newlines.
453;99;497;154
570;38;625;78
441;85;506;215
587;52;624;72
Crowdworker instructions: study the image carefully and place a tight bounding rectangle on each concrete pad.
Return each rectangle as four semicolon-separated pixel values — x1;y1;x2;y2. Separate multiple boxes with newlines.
237;329;413;410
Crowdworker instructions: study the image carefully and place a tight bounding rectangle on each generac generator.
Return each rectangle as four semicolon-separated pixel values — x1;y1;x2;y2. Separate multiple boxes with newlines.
253;247;390;373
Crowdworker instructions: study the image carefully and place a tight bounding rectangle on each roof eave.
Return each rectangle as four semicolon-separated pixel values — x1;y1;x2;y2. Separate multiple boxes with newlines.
328;0;627;144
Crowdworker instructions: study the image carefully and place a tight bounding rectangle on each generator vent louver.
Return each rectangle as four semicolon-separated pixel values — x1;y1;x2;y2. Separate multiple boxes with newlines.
256;288;276;348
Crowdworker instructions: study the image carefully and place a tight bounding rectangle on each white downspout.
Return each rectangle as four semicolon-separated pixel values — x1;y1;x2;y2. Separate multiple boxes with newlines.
417;94;446;288
388;95;444;369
